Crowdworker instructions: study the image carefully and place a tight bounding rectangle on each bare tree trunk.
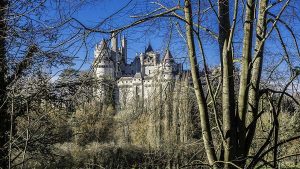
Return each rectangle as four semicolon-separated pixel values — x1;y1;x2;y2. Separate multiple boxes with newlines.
221;38;237;168
0;0;9;168
218;0;237;167
183;0;217;166
217;1;231;163
246;0;269;156
237;0;255;161
218;0;231;70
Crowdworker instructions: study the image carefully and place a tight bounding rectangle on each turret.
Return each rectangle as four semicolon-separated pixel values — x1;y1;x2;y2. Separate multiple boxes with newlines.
111;32;120;77
121;35;127;63
111;32;118;53
94;39;115;101
161;49;175;80
162;49;174;65
145;43;154;53
94;39;115;79
94;39;108;59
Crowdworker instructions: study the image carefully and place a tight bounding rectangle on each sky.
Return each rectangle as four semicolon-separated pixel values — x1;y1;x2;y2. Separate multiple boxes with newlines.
44;0;300;82
57;0;221;72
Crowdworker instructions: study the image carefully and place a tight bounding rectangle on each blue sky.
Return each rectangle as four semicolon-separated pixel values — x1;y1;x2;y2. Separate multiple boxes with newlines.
57;0;221;72
46;0;300;80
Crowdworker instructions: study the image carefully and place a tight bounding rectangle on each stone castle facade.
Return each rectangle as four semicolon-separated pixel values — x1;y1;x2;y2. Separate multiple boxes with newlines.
93;33;190;109
93;33;198;147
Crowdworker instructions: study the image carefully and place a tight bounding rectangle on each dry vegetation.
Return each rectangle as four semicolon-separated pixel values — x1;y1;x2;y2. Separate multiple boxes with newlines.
0;0;300;168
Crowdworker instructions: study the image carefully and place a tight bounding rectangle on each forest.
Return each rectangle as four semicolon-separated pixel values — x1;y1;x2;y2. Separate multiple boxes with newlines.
0;0;300;168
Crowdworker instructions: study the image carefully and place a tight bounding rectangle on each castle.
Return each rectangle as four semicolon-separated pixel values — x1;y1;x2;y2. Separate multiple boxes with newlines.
93;33;188;109
93;34;197;147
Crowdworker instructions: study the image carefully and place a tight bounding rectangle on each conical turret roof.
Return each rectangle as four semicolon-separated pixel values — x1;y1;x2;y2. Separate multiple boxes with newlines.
163;49;174;63
145;43;154;53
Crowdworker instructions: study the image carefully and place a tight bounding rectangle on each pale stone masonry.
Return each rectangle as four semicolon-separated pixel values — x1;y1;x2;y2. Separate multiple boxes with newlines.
94;33;189;109
93;33;200;147
92;34;224;147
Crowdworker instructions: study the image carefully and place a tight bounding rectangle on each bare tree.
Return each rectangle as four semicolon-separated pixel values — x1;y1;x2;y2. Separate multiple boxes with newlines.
0;0;88;167
2;0;300;168
183;0;300;168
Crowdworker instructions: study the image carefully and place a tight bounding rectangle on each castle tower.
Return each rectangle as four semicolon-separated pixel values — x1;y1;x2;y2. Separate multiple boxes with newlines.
163;49;174;64
111;32;118;55
111;32;121;77
94;39;116;101
94;39;115;79
145;43;153;53
161;49;175;80
121;35;127;63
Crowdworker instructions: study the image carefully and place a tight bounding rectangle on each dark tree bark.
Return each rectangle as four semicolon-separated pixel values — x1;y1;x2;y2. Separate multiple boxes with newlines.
218;0;231;68
0;0;9;168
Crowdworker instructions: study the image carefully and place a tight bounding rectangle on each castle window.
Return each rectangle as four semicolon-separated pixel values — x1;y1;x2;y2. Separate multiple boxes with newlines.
149;70;151;74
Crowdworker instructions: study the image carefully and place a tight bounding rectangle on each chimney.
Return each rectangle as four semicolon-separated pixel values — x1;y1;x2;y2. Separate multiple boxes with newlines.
121;35;127;63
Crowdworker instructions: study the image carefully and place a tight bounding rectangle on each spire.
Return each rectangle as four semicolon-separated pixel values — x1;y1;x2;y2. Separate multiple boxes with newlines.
145;42;154;53
121;35;127;63
163;49;174;63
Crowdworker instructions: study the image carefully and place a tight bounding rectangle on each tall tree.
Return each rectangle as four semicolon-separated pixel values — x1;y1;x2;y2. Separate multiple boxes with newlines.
0;0;83;167
0;0;9;167
183;0;218;166
5;0;298;168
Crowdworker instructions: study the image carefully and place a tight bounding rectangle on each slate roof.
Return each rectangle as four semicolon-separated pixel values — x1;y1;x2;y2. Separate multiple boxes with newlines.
163;49;174;63
145;43;154;53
